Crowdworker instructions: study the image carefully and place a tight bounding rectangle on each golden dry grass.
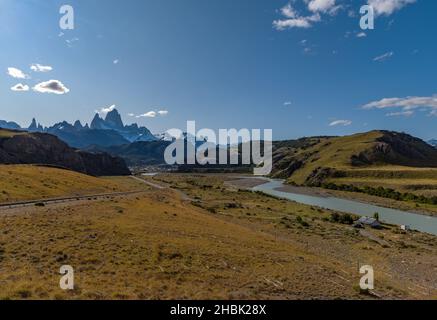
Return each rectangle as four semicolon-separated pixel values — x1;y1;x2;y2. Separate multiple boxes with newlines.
0;172;435;300
0;165;143;203
0;129;26;138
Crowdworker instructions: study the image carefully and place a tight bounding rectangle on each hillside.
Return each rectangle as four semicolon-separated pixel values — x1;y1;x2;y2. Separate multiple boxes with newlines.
271;130;437;186
0;173;435;299
0;129;130;176
0;165;142;203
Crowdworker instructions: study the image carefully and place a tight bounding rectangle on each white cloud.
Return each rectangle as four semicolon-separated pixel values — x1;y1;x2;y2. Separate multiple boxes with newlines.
273;14;320;29
386;110;414;117
127;113;135;117
274;1;341;30
7;67;29;79
11;83;30;92
30;64;53;72
113;59;119;65
33;80;70;95
136;111;157;118
273;3;321;30
306;0;338;14
281;3;298;18
363;95;437;116
329;119;352;126
98;105;116;115
134;110;169;118
368;0;416;16
66;37;79;47
284;101;292;106
373;51;394;62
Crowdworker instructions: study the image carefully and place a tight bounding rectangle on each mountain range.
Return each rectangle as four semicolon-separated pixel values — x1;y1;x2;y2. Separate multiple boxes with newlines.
1;109;157;149
429;139;437;147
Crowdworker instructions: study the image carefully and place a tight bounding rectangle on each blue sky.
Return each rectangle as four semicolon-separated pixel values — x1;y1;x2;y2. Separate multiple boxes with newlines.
1;0;436;140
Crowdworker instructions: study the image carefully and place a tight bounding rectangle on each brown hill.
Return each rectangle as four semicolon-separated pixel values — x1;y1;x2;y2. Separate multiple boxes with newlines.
0;129;130;176
271;130;437;185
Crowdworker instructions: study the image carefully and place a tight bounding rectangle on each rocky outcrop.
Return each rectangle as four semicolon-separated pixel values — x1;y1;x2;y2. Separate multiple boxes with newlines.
351;131;437;168
305;167;336;186
0;130;130;176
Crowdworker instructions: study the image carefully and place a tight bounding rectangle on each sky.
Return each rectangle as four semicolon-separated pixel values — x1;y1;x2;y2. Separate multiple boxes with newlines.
1;0;436;140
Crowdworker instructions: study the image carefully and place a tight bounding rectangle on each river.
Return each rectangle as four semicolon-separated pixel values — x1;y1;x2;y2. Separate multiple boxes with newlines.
250;178;437;236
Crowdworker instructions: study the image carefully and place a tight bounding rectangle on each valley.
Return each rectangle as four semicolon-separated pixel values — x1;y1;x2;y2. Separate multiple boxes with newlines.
0;168;435;300
0;118;437;300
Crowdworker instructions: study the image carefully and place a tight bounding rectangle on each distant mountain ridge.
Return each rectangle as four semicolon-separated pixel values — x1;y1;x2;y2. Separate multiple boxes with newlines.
0;109;157;149
0;120;21;130
429;139;437;147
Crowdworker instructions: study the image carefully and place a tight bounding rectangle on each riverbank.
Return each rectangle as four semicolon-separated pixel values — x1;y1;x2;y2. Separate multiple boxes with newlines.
227;177;437;218
226;177;437;236
146;173;437;299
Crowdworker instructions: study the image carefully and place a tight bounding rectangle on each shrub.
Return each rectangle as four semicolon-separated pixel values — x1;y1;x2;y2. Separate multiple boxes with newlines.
296;216;310;227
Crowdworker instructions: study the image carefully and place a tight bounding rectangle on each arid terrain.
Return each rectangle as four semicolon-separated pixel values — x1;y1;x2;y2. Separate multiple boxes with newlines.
0;166;435;300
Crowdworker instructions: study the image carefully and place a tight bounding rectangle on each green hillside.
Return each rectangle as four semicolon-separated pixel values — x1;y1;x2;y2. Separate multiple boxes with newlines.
271;131;437;199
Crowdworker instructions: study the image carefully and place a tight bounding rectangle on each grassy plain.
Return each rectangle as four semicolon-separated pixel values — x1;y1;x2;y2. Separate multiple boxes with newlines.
0;165;144;203
0;171;435;299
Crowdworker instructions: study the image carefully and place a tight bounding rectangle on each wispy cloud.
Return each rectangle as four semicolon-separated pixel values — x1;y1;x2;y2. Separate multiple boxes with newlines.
329;119;352;126
373;51;394;62
136;111;157;118
363;95;437;116
66;37;79;47
386;110;414;117
33;80;70;95
135;110;169;118
97;105;116;115
274;1;415;31
273;3;321;30
283;101;292;106
113;59;119;65
307;0;340;14
30;64;53;72
368;0;416;17
273;1;341;30
356;32;367;38
7;67;29;79
11;83;30;92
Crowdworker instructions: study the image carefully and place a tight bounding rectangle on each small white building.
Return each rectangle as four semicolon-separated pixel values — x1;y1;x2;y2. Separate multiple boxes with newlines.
400;225;411;231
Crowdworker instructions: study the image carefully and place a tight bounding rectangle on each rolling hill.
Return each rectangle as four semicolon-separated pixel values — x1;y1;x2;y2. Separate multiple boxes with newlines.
0;165;141;203
271;130;437;186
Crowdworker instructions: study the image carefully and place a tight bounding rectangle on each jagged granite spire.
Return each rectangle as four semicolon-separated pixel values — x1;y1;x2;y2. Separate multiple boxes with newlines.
104;108;124;129
90;113;105;130
28;118;38;131
73;120;83;129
